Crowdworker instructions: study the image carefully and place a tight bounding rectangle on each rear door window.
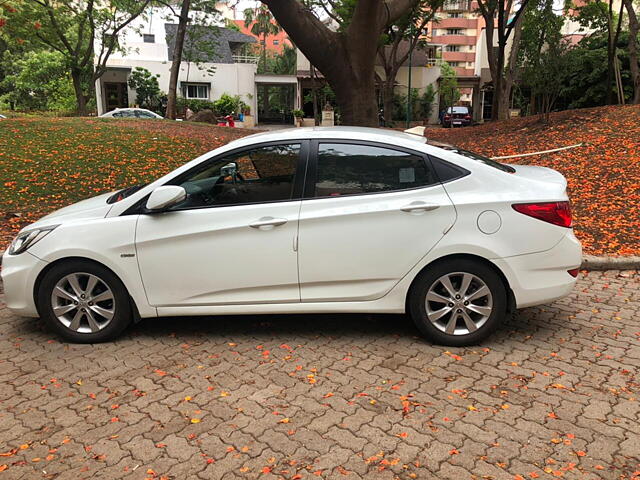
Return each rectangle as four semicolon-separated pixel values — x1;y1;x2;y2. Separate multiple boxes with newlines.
313;143;436;198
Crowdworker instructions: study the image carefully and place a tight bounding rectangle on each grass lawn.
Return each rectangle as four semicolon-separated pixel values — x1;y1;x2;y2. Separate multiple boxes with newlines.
1;106;638;256
0;117;254;247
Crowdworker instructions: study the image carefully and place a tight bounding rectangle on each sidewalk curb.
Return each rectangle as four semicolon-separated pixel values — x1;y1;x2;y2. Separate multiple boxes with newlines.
1;251;639;271
580;255;640;271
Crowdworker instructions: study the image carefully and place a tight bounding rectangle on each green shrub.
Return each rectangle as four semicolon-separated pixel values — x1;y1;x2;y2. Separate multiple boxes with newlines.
128;67;162;112
177;97;217;114
213;93;248;116
0;50;76;113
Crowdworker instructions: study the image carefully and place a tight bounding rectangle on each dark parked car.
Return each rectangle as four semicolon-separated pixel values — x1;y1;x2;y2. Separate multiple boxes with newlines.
442;106;472;127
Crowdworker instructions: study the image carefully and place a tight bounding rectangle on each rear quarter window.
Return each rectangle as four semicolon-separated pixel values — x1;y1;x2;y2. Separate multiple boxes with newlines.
428;155;470;183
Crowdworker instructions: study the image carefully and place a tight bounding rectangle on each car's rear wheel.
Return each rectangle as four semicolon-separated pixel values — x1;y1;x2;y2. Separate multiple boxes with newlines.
409;259;507;346
37;260;132;343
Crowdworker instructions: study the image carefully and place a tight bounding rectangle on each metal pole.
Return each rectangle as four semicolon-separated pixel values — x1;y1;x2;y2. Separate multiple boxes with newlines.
406;23;414;129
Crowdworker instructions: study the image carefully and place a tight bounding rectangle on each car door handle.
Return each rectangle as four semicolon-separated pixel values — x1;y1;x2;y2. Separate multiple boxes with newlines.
400;202;440;213
249;217;288;229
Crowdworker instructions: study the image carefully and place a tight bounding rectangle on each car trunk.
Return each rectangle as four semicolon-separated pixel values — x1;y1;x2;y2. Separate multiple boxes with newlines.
510;165;567;193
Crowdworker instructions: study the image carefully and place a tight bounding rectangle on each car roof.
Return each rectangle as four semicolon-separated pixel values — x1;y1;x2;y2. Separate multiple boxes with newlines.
229;126;428;148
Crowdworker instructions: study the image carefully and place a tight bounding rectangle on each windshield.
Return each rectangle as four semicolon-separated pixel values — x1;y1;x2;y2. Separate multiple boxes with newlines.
107;184;146;204
428;141;515;173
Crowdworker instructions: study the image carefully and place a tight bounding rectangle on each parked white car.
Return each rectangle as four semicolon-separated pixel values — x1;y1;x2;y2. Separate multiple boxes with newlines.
2;127;581;345
99;108;163;119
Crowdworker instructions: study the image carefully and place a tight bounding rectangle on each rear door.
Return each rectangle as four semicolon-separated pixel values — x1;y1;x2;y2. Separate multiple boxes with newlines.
297;141;457;303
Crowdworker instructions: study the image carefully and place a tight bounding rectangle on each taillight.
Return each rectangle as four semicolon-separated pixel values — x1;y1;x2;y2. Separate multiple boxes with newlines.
444;115;451;120
512;201;572;228
567;268;579;277
464;114;471;120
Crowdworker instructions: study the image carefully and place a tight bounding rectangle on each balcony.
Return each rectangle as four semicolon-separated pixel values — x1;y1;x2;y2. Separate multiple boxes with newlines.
442;0;472;11
426;58;444;67
442;51;476;62
436;17;477;29
453;67;476;77
232;55;259;64
431;35;477;45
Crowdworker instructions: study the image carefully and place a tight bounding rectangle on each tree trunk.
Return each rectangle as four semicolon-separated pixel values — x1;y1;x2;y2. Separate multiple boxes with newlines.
606;0;625;104
311;65;318;125
166;0;191;120
479;0;529;121
261;0;419;127
262;32;268;72
497;82;511;120
624;0;640;104
382;76;395;125
333;72;378;127
71;68;88;115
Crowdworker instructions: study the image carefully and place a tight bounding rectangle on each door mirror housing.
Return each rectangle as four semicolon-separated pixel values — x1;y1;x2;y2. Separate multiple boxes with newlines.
146;186;187;211
220;162;237;177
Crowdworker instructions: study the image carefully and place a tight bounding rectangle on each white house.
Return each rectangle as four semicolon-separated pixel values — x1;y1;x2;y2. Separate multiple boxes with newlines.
95;7;258;117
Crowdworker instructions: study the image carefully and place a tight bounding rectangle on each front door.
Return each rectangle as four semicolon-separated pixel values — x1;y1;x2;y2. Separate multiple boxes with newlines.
297;141;457;302
104;82;128;111
135;142;305;307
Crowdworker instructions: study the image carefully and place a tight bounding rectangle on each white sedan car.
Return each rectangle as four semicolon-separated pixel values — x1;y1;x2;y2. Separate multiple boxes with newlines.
99;108;163;119
2;127;581;345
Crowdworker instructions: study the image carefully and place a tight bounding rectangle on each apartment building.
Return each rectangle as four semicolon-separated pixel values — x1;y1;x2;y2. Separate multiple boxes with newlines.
428;0;487;104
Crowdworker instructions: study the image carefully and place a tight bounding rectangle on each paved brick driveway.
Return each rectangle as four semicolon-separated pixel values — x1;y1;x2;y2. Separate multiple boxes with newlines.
0;271;638;480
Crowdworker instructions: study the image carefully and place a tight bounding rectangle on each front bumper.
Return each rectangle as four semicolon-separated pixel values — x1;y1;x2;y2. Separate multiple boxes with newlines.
1;251;47;317
494;231;582;309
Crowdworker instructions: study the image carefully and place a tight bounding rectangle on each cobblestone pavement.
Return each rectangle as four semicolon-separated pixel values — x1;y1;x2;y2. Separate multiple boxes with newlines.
0;271;639;480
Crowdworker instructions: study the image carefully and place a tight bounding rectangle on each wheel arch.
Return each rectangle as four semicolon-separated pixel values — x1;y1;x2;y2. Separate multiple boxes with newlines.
405;253;516;315
33;256;142;322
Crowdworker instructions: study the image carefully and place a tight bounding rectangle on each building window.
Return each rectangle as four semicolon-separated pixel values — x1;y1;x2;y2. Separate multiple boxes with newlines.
448;61;460;67
446;45;460;52
143;34;155;43
446;28;463;35
273;39;279;45
181;83;210;100
448;12;460;17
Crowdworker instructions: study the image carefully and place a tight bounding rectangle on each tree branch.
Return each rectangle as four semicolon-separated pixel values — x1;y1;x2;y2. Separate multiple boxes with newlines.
30;0;75;56
385;0;422;25
261;0;341;74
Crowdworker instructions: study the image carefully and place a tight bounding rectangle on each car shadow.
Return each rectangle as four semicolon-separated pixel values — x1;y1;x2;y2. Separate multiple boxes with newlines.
128;312;422;340
3;303;572;346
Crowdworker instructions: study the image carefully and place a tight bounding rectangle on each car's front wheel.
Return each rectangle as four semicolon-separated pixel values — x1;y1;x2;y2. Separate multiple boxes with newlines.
37;260;132;343
409;259;507;346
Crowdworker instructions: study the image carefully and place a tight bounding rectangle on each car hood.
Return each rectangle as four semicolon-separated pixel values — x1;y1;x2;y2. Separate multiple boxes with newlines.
27;192;115;230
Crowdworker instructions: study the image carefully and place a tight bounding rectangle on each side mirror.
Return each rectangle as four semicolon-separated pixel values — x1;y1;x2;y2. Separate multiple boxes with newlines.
220;162;237;177
146;185;186;211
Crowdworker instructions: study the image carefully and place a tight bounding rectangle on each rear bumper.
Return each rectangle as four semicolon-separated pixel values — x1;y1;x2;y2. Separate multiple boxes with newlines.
442;120;471;127
1;251;45;317
494;231;582;309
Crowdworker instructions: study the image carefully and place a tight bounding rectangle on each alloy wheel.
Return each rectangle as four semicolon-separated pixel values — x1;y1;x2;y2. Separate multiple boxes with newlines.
425;272;493;335
50;272;116;333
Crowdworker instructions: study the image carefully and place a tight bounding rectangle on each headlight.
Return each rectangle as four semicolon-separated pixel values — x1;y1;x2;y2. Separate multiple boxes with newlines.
8;225;59;255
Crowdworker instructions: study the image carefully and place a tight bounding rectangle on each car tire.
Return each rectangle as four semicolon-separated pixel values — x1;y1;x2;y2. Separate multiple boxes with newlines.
37;260;132;343
409;259;507;346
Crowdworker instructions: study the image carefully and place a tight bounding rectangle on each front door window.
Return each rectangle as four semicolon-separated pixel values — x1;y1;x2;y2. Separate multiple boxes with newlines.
171;143;300;209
